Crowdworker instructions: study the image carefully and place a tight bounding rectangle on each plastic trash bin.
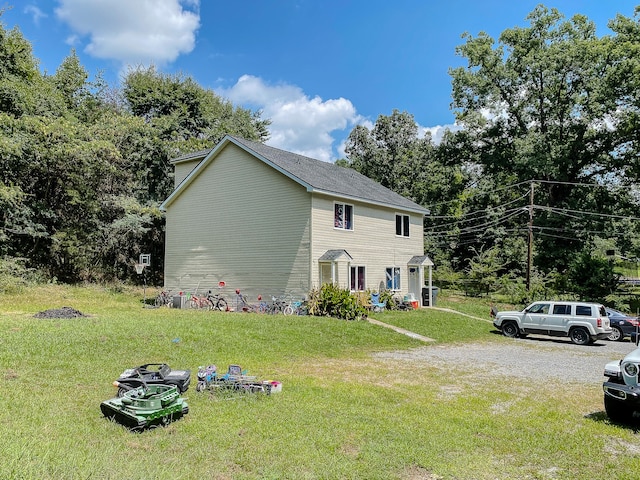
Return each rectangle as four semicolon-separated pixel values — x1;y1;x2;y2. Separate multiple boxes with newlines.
421;287;439;306
173;295;187;309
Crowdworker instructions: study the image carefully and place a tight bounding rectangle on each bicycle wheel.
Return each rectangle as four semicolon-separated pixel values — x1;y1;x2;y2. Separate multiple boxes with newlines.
190;298;200;309
216;298;228;311
202;298;214;310
283;305;294;316
155;295;163;308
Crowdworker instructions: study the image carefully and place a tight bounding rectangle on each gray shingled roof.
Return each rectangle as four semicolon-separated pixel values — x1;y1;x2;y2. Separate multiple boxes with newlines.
163;135;429;214
230;136;428;214
318;249;353;262
408;255;434;266
171;149;211;163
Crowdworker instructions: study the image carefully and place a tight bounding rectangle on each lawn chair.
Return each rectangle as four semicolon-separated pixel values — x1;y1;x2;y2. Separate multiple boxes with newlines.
370;292;386;312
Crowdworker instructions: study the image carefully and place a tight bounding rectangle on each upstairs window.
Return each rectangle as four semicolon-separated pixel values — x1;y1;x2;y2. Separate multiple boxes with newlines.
386;267;401;290
334;203;353;230
396;214;410;237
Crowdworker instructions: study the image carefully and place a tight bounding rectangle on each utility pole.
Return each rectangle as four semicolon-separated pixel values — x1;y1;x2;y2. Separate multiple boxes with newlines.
526;182;534;291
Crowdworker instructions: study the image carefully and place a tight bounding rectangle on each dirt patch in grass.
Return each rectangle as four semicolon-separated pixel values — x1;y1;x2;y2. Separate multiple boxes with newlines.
400;465;442;479
33;306;88;319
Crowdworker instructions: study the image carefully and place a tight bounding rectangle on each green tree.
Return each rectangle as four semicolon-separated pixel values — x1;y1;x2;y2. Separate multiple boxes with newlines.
345;110;466;209
50;50;88;110
122;67;270;154
0;15;275;284
448;5;640;275
568;252;619;301
464;246;505;296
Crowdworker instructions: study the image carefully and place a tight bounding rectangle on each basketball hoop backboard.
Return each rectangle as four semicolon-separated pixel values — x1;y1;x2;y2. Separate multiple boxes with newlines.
139;254;151;266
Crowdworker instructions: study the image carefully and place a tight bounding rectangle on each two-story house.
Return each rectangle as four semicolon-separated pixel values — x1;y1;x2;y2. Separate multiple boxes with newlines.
160;135;434;306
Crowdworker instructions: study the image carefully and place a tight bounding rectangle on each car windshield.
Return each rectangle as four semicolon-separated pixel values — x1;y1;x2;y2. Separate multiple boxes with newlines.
526;303;549;314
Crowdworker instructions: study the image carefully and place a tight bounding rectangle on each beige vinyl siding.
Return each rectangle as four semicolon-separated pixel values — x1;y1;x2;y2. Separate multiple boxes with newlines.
173;159;202;188
310;194;423;293
164;144;311;300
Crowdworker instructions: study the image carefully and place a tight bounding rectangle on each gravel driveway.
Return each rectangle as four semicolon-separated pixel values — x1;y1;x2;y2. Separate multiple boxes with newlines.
373;336;637;384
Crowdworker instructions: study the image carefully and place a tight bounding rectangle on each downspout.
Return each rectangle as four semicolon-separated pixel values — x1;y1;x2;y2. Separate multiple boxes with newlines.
428;264;433;307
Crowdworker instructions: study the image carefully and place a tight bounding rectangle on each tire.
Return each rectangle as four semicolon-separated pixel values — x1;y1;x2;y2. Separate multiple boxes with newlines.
283;305;294;316
604;394;635;424
569;327;590;345
203;298;214;310
154;296;163;308
190;298;199;309
608;326;624;342
502;321;519;338
216;299;228;311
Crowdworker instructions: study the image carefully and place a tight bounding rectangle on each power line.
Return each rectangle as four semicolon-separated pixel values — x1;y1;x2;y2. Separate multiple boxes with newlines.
426;178;638;211
424;205;527;232
535;205;640;221
428;192;529;219
426;180;530;209
425;208;527;235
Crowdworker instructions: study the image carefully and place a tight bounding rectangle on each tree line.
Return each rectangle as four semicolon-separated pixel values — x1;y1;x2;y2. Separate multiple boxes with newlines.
342;6;640;304
0;10;269;286
1;6;639;305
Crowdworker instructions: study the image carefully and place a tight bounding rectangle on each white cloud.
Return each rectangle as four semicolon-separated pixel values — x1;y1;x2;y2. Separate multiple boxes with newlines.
54;0;200;67
219;75;362;162
420;123;463;145
24;5;47;25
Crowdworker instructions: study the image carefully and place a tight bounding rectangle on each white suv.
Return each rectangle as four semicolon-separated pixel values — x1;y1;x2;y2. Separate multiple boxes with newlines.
492;301;611;345
603;346;640;423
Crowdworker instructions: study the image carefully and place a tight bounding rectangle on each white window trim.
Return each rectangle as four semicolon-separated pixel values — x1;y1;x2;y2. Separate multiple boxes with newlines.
386;266;401;291
350;265;366;292
395;213;410;237
334;202;354;231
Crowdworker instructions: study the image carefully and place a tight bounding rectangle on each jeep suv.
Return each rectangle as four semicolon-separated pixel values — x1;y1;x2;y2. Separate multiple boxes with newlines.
492;301;611;345
603;347;640;423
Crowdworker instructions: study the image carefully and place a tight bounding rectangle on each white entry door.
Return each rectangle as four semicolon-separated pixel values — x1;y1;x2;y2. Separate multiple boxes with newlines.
408;267;420;305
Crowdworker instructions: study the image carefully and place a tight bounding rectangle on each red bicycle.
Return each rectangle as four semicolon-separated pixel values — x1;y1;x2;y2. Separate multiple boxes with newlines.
189;292;213;310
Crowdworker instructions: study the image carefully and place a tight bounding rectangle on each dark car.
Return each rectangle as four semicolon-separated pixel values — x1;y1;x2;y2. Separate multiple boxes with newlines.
113;363;191;397
606;308;639;342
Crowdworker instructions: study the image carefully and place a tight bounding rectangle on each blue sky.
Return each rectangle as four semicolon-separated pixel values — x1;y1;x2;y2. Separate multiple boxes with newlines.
3;0;638;161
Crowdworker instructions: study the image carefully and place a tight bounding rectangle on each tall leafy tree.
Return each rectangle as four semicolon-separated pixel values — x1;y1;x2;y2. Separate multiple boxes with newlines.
344;110;466;208
0;16;273;283
123;67;270;152
447;5;640;274
122;67;271;203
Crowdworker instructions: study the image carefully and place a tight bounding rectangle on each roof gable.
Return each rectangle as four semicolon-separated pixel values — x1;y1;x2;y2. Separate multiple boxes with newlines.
161;135;429;214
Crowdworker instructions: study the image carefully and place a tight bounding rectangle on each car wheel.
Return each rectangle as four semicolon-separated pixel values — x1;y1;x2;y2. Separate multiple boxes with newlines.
604;394;635;424
569;327;590;345
608;327;624;342
502;321;519;338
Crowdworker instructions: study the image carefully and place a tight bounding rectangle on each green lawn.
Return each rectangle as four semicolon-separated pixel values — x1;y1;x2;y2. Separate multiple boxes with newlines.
0;285;637;479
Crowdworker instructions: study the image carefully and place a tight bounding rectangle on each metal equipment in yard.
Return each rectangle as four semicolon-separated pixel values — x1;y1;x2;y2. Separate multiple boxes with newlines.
195;364;282;395
112;363;191;397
